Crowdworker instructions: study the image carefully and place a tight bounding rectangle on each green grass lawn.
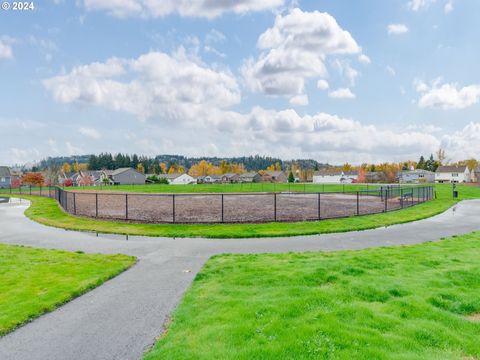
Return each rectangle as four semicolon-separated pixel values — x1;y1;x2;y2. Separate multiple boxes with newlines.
0;244;135;336
1;184;478;238
145;232;480;360
70;183;374;193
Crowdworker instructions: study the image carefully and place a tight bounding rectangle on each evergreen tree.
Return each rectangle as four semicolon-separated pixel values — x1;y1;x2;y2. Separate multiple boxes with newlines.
131;154;139;170
417;156;426;170
288;171;295;183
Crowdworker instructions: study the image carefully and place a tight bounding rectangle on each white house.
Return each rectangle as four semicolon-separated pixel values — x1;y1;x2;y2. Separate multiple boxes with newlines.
313;171;359;184
160;173;196;185
435;165;472;183
398;169;435;184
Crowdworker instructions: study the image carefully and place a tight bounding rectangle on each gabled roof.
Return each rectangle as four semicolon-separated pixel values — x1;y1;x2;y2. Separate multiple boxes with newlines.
239;172;259;178
81;170;102;179
398;169;434;175
111;167;133;176
314;171;343;176
205;174;222;179
0;166;11;177
265;171;285;177
158;173;189;180
436;165;468;173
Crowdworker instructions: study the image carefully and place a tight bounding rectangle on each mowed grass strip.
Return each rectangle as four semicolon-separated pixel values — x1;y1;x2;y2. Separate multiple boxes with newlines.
145;232;480;360
69;183;372;193
5;184;479;238
0;244;135;336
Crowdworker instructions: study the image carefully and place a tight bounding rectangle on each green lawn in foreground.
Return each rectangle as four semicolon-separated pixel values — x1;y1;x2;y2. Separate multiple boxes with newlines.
145;232;480;360
0;244;135;336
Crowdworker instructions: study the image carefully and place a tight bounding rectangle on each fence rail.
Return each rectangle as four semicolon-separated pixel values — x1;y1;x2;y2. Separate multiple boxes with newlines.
0;184;434;224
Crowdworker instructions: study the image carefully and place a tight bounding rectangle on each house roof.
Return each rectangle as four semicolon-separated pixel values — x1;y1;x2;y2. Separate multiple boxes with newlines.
0;166;11;177
265;171;285;177
205;174;222;179
111;168;133;176
314;171;343;176
239;172;259;178
222;173;239;178
436;165;468;173
63;171;80;179
343;171;359;176
81;170;102;179
398;169;434;175
158;173;189;180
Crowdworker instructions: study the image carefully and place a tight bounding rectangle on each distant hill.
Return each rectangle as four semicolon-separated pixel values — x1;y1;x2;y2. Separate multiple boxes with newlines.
35;154;331;171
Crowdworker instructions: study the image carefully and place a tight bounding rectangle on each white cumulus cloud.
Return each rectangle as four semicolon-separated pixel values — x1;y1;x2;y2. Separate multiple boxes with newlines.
241;8;362;98
329;88;356;99
43;49;241;119
416;78;480;110
442;122;480;160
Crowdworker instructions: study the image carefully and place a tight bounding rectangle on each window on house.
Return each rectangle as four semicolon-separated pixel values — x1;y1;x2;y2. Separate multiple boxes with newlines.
452;173;459;177
0;177;4;182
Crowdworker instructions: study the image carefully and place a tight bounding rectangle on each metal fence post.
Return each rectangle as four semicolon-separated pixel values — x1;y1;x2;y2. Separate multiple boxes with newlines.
400;188;403;208
95;193;98;217
29;185;32;195
384;189;388;212
172;194;176;223
318;192;321;220
356;191;359;215
274;193;277;221
125;194;128;220
73;192;76;215
65;190;68;211
221;194;224;223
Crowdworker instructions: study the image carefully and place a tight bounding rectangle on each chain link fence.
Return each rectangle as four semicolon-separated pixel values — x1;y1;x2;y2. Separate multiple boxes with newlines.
1;184;434;224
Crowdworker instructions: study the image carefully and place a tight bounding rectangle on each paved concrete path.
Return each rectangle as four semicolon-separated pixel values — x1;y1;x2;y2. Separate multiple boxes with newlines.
1;198;480;360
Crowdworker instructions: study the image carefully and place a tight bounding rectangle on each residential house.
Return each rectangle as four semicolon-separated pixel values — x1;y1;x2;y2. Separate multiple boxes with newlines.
102;168;146;185
79;171;103;186
397;169;435;184
159;173;196;185
313;171;343;184
312;171;359;184
474;167;480;183
262;171;288;183
202;175;222;184
221;173;240;183
435;165;472;183
0;166;11;188
238;172;262;183
59;171;81;186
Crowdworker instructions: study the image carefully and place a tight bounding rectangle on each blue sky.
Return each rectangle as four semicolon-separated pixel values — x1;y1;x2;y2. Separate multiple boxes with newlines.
1;0;479;165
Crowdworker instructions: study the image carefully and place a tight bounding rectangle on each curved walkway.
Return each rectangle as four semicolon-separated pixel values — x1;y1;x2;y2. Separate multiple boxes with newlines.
1;199;480;360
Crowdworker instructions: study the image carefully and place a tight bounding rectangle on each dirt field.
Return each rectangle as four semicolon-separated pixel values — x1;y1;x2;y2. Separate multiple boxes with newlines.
57;191;419;223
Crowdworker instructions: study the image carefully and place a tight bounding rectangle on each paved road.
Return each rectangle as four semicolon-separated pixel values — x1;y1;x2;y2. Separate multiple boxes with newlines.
1;198;480;360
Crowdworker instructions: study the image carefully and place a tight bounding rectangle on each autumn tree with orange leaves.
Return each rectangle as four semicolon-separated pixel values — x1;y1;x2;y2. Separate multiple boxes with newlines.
21;172;45;186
